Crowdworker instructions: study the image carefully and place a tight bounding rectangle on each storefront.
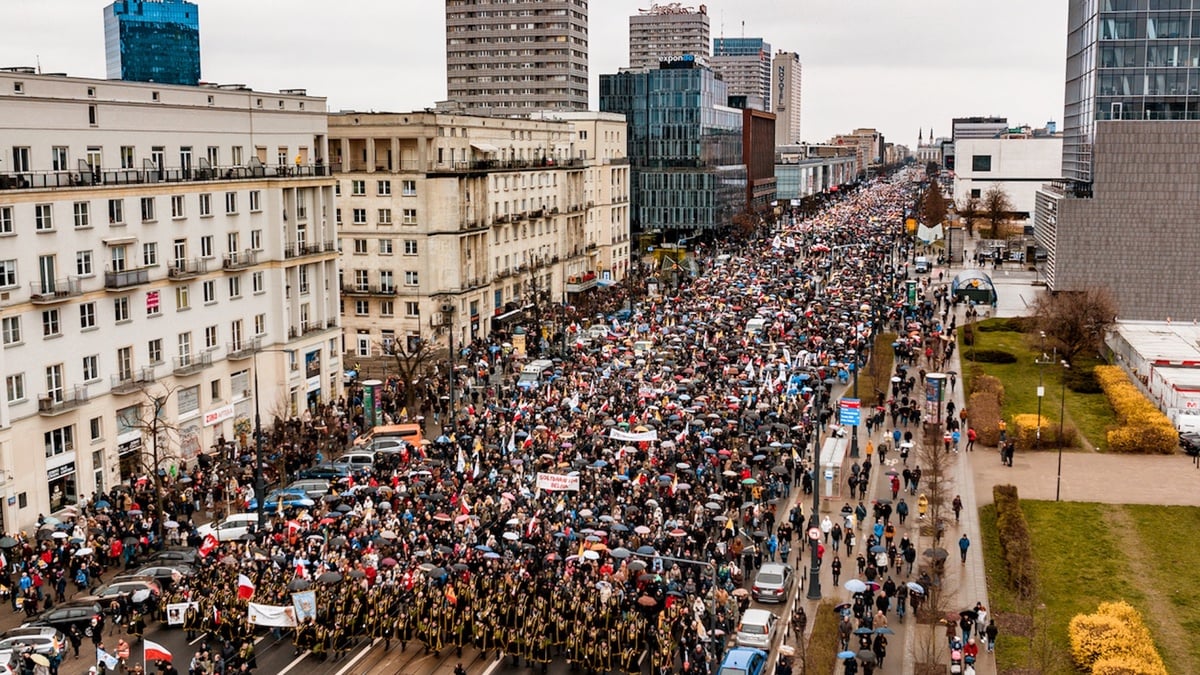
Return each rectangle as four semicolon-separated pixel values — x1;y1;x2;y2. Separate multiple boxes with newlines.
306;348;322;409
116;404;143;481
47;460;77;512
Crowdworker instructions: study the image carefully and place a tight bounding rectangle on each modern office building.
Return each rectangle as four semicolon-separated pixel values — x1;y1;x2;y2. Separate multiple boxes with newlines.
951;116;1009;141
1035;1;1200;320
445;0;589;114
328;111;629;359
600;60;745;235
0;70;339;530
628;3;710;70
740;108;777;211
953;131;1062;219
772;51;803;146
104;0;201;86
774;145;858;201
711;38;772;111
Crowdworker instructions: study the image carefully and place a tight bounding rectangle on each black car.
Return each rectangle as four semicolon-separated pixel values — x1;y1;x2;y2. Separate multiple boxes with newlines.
23;599;103;638
123;564;194;591
145;547;197;566
298;463;350;481
1180;433;1200;457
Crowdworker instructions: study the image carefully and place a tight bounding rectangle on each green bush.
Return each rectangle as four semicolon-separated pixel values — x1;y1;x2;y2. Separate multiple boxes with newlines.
1066;368;1104;394
962;324;975;346
967;349;1018;364
804;600;840;675
993;485;1037;599
970;390;1003;447
977;317;1028;333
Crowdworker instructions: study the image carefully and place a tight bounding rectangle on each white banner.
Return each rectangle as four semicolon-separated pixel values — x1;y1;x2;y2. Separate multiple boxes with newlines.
247;602;298;627
165;602;196;626
536;472;580;492
608;429;659;442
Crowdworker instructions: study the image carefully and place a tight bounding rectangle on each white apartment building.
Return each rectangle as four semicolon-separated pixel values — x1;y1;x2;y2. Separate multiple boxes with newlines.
772;51;802;146
953;135;1063;219
329;111;629;360
0;70;339;530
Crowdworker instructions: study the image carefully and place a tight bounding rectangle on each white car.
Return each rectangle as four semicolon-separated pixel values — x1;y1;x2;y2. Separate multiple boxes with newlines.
196;513;259;541
331;452;375;471
735;608;778;649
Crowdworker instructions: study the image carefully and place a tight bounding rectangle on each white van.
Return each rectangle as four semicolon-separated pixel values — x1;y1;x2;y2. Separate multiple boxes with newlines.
518;359;555;387
745;318;767;335
914;256;931;274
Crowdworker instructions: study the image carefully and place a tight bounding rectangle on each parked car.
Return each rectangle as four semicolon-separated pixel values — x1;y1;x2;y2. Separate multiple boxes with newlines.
145;547;197;566
245;488;315;511
1179;432;1200;457
735;608;778;649
92;577;161;613
0;626;65;658
718;647;768;675
331;452;374;472
285;479;331;499
23;599;103;637
369;438;409;455
196;513;259;542
125;564;194;591
298;463;351;481
750;563;793;603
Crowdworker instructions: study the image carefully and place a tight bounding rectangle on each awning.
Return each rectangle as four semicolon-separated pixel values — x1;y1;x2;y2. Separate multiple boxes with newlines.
471;142;499;153
492;307;525;324
596;279;617;287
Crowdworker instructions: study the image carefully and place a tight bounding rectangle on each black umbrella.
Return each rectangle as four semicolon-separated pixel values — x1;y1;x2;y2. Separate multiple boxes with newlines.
0;536;17;548
287;579;311;591
335;504;353;513
923;547;948;561
856;650;876;663
853;627;873;635
317;572;342;584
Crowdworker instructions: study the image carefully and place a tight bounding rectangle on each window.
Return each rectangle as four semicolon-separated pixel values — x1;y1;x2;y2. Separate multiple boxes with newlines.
228;276;242;298
1;316;20;345
379;239;394;254
140;197;156;222
0;259;15;288
251;229;262;250
5;374;24;403
405;301;420;318
252;271;264;294
79;302;96;330
202;280;216;304
355;300;369;316
35;204;53;231
404;271;419;286
120;146;135;169
353;239;368;254
113;296;130;323
178;332;192;361
353;269;369;290
76;251;93;276
353;208;367;225
148;339;163;364
210;378;221;400
89;104;97;125
379;270;394;292
971;155;992;172
254;313;266;336
351;180;365;196
142;242;158;267
45;425;73;458
51;146;69;171
335;209;342;225
298;267;309;295
232;146;243;165
199;193;212;217
225;192;238;214
402;180;417;196
377;180;392;196
378;208;392;225
45;364;64;404
0;206;11;234
200;235;214;258
380;300;394;317
108;199;124;224
403;239;418;255
73;202;90;229
204;325;218;349
227;232;240;255
90;417;103;441
82;355;99;382
970;188;981;199
249;190;261;212
176;285;190;310
171;195;185;219
402;209;417;224
42;309;60;337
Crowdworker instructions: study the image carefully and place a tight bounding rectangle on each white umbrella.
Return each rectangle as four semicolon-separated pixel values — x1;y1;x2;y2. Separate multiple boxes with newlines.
74;547;94;557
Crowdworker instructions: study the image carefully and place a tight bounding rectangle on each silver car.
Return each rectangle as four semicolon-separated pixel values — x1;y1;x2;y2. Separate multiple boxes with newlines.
750;563;793;603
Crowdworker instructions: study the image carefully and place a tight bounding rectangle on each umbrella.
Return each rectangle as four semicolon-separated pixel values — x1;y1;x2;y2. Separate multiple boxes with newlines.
163;521;179;529
869;545;886;553
960;609;979;621
433;513;452;522
833;603;851;612
853;627;873;635
318;572;343;584
29;655;49;667
923;547;949;561
0;536;16;548
634;526;652;535
287;579;311;591
843;579;867;593
741;478;758;485
381;557;398;568
503;532;520;541
349;570;367;579
838;651;857;659
51;532;68;540
874;627;895;635
610;547;632;559
885;470;900;477
628;560;647;572
636;595;657;607
635;545;657;556
731;588;749;598
906;581;925;594
73;547;94;557
856;650;876;663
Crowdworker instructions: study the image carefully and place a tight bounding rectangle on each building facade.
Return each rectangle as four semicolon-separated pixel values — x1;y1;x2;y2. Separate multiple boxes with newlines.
600;61;745;235
628;4;710;70
741;108;777;211
328;111;630;360
1036;0;1200;320
953;135;1062;218
774;145;858;200
104;0;201;86
0;71;339;530
445;0;589;114
829;128;884;177
711;38;772;111
951;116;1009;141
772;51;803;146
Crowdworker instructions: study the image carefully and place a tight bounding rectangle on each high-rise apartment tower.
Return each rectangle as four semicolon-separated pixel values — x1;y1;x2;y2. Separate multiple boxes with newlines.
711;37;772;111
628;3;710;70
772;51;802;145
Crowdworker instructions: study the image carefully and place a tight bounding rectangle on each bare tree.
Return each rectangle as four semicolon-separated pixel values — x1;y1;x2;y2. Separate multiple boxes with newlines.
983;185;1013;232
381;338;438;414
916;432;957;546
1031;288;1118;365
959;195;981;236
127;385;185;541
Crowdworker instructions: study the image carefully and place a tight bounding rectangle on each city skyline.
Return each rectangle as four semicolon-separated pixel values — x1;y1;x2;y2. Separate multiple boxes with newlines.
0;0;1067;147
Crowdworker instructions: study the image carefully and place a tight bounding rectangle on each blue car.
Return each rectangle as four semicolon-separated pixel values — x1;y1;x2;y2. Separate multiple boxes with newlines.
245;488;314;511
719;648;768;675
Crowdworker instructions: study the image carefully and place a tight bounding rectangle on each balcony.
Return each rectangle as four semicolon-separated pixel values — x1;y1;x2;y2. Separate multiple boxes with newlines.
173;351;213;376
493;215;510;226
37;386;89;416
426;157;583;175
28;277;83;304
288;320;336;340
110;367;156;395
222;250;260;271
342;284;396;296
227;337;262;361
284;241;336;259
168;258;208;280
0;162;333;192
565;272;598;294
104;267;150;290
530;208;545;219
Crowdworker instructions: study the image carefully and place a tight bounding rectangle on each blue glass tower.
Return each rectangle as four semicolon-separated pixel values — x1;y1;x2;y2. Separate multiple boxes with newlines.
600;60;746;234
104;0;201;86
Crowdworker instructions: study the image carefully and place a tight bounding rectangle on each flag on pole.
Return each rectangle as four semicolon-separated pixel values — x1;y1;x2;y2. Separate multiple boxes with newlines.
198;533;219;558
237;574;255;600
144;639;172;663
96;647;120;670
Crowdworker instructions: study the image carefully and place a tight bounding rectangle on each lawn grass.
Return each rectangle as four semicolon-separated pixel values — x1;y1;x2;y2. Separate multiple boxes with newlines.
959;318;1115;451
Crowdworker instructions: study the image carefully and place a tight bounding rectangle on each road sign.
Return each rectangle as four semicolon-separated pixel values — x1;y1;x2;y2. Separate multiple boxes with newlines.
839;398;861;426
808;527;820;541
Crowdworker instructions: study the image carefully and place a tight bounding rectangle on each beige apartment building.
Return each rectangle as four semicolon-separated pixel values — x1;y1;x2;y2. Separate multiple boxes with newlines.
328;111;629;360
0;70;339;530
629;4;710;70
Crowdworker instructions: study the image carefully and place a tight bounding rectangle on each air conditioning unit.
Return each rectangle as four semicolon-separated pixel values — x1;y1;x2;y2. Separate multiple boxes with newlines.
440;303;454;314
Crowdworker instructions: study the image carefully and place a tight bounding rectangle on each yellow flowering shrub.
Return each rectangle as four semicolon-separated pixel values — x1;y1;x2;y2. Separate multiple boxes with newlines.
1094;366;1178;454
1069;601;1168;675
1011;413;1076;450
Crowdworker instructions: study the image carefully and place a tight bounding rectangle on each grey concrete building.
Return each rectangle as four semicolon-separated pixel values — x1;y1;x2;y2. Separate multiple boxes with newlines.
445;0;589;114
628;3;710;70
772;51;803;145
711;37;772;111
1035;0;1200;321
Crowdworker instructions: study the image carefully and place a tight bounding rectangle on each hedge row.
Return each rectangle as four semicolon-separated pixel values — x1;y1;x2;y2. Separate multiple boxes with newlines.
1010;413;1077;450
992;485;1036;599
804;600;840;674
1094;366;1178;454
968;373;1005;447
1069;601;1167;675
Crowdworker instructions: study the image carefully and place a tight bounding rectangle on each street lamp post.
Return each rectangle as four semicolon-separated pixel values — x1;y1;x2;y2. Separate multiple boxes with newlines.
1056;360;1069;501
1034;332;1049;453
807;378;830;601
440;302;457;434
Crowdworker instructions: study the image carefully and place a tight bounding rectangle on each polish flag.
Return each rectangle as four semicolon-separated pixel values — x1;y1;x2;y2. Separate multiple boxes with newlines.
198;534;219;558
237;574;255;600
144;640;172;662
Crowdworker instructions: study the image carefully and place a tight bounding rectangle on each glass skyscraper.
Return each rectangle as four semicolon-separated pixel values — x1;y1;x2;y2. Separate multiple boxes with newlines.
104;0;201;86
600;61;746;234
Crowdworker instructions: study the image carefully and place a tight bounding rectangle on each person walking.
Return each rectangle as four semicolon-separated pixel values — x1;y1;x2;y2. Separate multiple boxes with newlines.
959;534;970;563
952;495;963;523
831;557;842;586
965;427;976;452
984;619;998;653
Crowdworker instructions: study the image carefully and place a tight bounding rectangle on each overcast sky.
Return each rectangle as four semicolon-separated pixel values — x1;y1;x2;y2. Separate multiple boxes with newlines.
0;1;1068;147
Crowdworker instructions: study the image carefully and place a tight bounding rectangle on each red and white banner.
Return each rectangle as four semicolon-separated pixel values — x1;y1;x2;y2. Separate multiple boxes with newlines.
144;640;172;662
535;472;580;492
237;574;255;600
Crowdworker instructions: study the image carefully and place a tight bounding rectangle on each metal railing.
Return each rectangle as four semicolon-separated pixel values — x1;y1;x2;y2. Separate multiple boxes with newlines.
104;267;150;290
173;351;213;375
38;385;88;415
227;337;262;361
283;241;336;259
222;250;260;271
110;367;156;394
168;258;208;279
0;163;333;192
29;277;83;304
